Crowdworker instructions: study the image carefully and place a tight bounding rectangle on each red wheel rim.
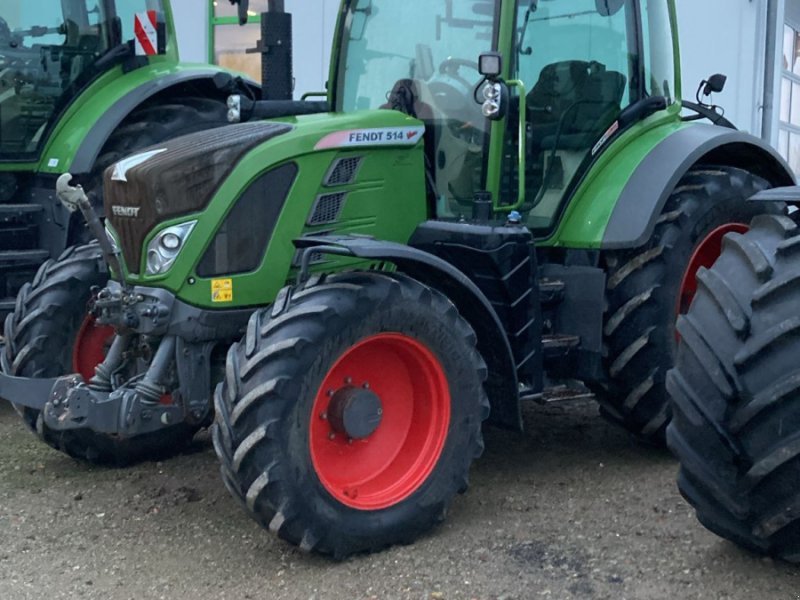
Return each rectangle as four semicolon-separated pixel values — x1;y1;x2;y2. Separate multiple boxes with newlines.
72;315;115;381
309;333;451;511
677;223;749;315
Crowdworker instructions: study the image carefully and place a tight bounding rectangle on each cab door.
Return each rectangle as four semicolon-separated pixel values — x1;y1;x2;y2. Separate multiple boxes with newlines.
489;0;653;233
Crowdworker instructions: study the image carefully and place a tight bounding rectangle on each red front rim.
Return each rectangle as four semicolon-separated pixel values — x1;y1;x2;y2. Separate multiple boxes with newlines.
309;333;451;511
72;315;115;382
677;223;749;315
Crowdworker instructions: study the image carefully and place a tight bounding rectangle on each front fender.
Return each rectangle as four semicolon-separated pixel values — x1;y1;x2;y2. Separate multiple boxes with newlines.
294;235;523;431
39;64;257;175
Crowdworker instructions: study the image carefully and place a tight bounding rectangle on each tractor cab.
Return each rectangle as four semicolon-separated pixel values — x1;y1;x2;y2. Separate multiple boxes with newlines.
334;0;677;232
0;0;170;161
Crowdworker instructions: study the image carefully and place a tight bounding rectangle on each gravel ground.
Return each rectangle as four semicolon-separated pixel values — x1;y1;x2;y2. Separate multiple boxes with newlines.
1;398;798;600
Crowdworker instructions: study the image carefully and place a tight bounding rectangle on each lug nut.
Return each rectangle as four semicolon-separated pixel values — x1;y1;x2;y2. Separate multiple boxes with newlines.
320;412;328;420
362;382;370;390
328;432;336;440
344;377;352;385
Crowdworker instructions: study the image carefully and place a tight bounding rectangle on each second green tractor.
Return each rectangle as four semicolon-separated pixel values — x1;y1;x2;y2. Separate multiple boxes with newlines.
1;0;797;559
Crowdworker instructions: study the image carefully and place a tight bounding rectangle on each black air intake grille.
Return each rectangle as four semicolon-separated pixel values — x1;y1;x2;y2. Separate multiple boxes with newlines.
324;157;362;186
196;162;298;278
308;192;346;226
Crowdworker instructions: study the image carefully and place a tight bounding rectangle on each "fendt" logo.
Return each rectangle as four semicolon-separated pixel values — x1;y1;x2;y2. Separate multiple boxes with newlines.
112;206;141;218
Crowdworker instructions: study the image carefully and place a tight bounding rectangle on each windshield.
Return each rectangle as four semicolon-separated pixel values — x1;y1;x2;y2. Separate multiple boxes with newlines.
0;1;163;161
336;0;499;217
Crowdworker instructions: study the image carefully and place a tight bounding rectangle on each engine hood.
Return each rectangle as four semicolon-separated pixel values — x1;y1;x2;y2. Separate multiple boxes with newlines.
104;121;293;273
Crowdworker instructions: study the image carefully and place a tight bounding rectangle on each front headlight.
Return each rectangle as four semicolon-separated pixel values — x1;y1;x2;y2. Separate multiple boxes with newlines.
145;221;196;276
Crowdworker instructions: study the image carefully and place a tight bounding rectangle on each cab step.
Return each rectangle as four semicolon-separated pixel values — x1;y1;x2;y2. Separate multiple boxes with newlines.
0;204;44;218
542;333;580;359
0;249;50;267
539;278;566;306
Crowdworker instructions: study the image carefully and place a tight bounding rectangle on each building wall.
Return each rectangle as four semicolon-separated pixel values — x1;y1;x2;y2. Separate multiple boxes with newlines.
675;0;767;136
174;1;339;98
171;0;208;63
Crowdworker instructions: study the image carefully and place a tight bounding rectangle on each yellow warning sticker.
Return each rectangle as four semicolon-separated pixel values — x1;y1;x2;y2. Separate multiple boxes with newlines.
211;279;233;303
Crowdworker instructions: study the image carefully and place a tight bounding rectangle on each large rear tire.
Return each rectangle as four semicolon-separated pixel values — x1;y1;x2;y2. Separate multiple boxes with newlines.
213;272;490;557
599;166;776;443
667;214;800;562
2;243;196;465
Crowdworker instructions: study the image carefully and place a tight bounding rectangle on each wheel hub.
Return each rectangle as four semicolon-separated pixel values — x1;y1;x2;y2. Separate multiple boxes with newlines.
327;385;383;440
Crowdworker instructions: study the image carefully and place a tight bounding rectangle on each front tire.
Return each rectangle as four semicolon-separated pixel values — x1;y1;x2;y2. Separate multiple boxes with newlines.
599;166;775;443
213;272;490;557
2;243;196;465
668;214;800;562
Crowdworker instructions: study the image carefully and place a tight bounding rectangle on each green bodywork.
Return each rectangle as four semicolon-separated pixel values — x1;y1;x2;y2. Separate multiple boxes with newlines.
0;0;233;174
112;0;775;308
120;110;426;310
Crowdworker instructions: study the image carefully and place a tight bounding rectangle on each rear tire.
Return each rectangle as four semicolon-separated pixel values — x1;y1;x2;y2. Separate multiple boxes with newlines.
599;166;775;443
213;272;490;557
667;214;800;562
2;243;196;465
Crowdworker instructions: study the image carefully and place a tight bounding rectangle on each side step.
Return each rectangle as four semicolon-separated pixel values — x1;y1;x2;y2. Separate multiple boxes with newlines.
542;333;580;359
0;249;50;266
539;278;565;306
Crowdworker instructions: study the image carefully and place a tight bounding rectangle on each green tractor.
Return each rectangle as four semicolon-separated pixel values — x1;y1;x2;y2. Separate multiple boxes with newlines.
0;0;794;558
0;0;255;317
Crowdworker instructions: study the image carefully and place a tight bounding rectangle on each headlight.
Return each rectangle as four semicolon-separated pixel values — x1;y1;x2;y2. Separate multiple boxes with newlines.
145;221;196;275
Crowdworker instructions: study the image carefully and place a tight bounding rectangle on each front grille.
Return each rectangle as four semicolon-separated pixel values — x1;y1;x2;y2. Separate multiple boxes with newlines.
308;192;347;226
104;121;293;273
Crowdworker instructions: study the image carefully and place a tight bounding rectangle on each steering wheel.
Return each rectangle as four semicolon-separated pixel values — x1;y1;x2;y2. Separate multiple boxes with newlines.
439;58;481;91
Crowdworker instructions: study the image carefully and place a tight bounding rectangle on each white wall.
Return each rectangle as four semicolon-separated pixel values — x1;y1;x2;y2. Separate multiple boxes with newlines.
286;0;341;96
675;0;767;135
171;0;208;63
172;1;340;98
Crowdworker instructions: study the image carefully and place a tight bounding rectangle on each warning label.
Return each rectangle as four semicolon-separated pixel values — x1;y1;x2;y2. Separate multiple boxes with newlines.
134;11;158;56
211;279;233;303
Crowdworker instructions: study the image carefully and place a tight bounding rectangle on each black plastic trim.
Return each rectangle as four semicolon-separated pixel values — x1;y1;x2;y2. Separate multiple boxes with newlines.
602;124;795;250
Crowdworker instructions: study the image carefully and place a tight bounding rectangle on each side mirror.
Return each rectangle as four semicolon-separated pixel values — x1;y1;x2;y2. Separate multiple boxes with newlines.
703;73;727;96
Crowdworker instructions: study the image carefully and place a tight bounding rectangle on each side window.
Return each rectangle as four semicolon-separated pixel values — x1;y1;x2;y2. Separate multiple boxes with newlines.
510;0;636;231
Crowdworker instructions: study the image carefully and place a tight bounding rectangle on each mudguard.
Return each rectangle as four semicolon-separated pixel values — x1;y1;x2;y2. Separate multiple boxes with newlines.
294;235;523;431
67;70;255;174
602;124;795;250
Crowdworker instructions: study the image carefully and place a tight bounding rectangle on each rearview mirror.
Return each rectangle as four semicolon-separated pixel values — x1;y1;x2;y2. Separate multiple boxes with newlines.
595;0;625;16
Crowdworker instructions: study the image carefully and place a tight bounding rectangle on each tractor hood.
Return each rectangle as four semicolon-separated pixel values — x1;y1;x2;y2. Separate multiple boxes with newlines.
104;121;293;273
